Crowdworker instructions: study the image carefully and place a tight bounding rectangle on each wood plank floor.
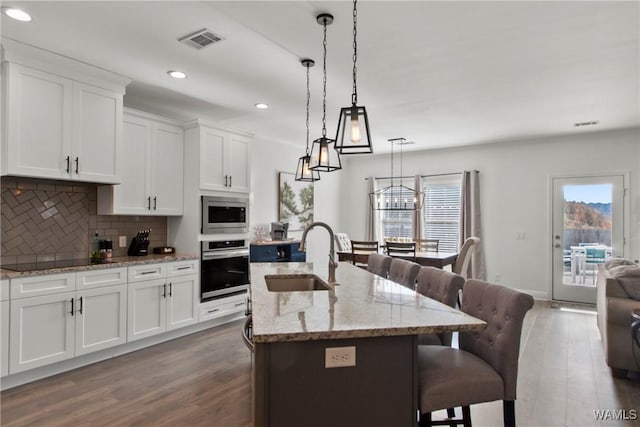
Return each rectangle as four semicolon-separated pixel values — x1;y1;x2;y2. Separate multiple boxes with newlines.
1;301;638;426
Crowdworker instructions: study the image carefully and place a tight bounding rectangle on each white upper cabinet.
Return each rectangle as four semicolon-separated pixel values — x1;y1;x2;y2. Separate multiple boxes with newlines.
97;109;184;216
185;120;251;194
1;39;129;183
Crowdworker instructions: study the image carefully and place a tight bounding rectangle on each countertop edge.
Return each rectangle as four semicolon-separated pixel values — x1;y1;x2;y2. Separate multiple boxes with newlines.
0;253;199;279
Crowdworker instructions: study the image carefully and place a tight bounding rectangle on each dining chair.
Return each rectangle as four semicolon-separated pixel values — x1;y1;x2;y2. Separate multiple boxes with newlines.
415;267;465;346
385;241;417;261
416;239;439;252
452;237;480;279
350;240;379;268
583;247;606;284
388;258;421;290
367;253;392;278
334;233;352;252
417;279;534;427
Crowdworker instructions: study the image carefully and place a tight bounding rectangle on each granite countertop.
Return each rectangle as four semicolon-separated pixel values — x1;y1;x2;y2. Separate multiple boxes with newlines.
250;262;486;343
0;253;199;280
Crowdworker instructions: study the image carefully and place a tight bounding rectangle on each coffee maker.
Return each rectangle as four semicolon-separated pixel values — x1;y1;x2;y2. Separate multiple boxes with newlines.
270;222;289;241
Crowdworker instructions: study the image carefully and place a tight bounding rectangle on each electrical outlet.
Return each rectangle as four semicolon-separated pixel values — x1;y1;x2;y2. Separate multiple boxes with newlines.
119;236;127;248
325;346;356;368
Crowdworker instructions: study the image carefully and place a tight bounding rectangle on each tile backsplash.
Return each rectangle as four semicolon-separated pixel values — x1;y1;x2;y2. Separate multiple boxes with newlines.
1;177;167;265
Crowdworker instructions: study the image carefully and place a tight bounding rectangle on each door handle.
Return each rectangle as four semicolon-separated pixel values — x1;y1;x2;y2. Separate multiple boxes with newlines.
224;175;229;187
78;296;84;314
147;196;151;210
75;157;79;174
229;175;232;187
70;298;75;316
153;196;157;210
66;156;70;173
163;283;167;298
168;282;172;297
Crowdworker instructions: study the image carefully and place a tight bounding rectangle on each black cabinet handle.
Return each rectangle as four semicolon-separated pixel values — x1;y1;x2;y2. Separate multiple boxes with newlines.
70;298;74;316
234;302;245;307
147;196;151;210
75;157;79;174
177;266;190;271
66;156;70;173
162;283;167;298
168;282;172;297
78;296;84;314
153;196;157;210
224;175;228;187
208;308;220;314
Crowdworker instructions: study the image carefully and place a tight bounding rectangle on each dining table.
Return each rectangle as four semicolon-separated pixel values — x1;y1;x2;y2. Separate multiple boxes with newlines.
337;250;458;269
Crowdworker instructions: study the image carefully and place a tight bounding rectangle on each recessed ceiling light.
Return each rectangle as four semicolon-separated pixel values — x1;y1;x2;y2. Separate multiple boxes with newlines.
255;103;269;110
3;7;32;22
167;70;187;79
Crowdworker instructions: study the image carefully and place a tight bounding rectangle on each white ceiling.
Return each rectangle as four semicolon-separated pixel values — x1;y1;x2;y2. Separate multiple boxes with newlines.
1;1;638;153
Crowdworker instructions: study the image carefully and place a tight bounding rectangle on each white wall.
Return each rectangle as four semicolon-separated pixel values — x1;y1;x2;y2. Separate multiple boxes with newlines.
249;137;343;267
338;128;640;299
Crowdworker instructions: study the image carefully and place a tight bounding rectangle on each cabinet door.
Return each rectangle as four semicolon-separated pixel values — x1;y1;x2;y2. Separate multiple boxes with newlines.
1;300;9;377
226;133;250;193
75;285;126;356
200;127;226;191
10;292;75;374
166;274;198;331
127;279;167;342
73;82;123;184
151;122;184;215
3;63;72;179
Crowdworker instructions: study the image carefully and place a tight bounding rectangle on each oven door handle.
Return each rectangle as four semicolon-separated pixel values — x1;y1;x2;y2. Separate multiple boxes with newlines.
202;250;249;260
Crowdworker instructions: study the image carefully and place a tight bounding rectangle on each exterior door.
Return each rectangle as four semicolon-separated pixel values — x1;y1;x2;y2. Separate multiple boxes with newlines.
552;175;625;304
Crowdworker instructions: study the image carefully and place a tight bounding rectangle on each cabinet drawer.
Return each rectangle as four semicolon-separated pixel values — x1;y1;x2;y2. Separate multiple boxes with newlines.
199;294;247;322
128;263;166;283
76;267;127;290
166;260;198;277
1;279;9;301
11;273;76;299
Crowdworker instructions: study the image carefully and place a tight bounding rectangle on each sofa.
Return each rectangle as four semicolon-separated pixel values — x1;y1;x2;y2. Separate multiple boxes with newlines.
596;258;640;377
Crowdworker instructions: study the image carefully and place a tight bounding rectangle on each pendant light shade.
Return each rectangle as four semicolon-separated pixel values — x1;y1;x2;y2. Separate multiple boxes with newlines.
309;13;341;172
335;0;373;155
295;59;320;182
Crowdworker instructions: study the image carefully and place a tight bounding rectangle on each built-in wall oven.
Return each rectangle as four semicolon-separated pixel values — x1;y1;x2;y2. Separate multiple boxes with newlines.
202;195;249;234
201;239;250;301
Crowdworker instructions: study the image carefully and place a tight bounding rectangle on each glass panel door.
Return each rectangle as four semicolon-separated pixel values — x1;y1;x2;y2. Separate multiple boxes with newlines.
552;175;624;304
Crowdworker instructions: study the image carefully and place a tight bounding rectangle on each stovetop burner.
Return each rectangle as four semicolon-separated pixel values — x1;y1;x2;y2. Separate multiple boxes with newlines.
1;259;115;272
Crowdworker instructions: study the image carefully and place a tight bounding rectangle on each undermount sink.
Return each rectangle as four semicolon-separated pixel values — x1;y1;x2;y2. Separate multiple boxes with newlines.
264;274;331;292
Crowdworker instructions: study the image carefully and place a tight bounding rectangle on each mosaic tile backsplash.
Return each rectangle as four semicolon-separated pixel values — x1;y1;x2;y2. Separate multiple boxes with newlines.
1;177;167;265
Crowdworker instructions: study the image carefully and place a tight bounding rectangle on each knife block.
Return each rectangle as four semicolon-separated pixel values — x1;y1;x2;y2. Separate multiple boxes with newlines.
127;237;150;256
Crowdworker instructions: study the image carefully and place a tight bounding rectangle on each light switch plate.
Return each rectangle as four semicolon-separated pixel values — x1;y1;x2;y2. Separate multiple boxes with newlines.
325;346;356;368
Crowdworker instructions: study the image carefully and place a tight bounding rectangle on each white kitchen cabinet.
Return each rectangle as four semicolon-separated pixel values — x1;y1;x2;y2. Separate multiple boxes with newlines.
97;109;184;215
184;121;251;193
2;63;124;183
8;267;128;374
1;40;129;183
127;261;198;342
1;279;10;377
10;291;76;373
75;284;127;356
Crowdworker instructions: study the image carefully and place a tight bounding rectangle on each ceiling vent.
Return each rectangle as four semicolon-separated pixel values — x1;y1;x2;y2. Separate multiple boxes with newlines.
178;29;224;50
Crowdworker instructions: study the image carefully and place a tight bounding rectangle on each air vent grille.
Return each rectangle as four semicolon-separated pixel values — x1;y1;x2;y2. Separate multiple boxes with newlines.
179;29;224;50
574;120;599;127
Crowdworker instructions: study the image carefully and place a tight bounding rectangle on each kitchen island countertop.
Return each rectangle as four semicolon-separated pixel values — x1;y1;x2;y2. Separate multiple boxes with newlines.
250;261;485;343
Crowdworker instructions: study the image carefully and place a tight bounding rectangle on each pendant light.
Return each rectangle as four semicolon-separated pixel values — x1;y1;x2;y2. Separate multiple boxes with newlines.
309;13;342;172
335;0;373;155
295;59;321;182
369;138;422;211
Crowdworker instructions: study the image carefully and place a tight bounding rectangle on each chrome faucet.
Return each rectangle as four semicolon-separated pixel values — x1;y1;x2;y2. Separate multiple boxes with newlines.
299;222;338;283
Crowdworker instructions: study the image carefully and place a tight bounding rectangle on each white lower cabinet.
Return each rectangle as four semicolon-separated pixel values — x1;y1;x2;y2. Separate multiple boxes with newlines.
9;268;127;374
2;298;11;377
127;262;198;342
75;284;127;356
10;292;76;373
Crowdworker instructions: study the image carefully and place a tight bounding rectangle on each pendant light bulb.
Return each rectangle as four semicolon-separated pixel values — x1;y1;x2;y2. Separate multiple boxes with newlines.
350;107;362;143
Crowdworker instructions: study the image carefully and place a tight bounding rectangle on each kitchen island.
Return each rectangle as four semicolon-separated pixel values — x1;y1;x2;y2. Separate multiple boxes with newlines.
250;262;485;427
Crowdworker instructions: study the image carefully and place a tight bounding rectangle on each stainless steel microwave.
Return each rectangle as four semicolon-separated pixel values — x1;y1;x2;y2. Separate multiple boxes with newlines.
202;195;249;234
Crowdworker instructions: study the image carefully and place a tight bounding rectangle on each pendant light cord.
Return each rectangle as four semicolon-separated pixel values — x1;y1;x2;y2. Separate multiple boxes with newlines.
305;63;311;155
322;18;328;138
352;0;358;105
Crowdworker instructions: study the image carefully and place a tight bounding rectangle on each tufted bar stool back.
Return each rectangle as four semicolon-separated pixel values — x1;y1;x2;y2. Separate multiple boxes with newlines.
367;253;392;278
388;258;421;290
416;279;534;427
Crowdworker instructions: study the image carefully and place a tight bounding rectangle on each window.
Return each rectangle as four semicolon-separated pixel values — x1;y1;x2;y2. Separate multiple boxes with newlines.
421;176;461;252
373;175;461;252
